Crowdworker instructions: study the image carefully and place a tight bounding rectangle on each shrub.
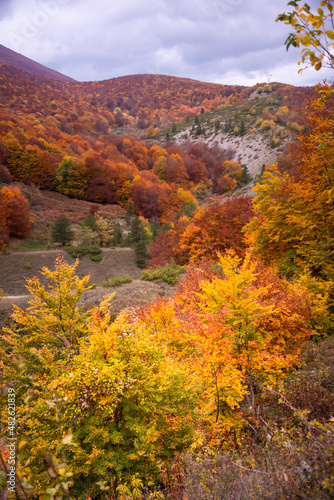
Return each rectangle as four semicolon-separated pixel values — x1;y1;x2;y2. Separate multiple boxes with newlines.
89;253;102;262
65;244;101;260
88;244;102;255
141;262;184;285
103;275;133;287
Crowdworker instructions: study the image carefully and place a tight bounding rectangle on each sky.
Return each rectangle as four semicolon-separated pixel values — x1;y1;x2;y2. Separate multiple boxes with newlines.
0;0;331;86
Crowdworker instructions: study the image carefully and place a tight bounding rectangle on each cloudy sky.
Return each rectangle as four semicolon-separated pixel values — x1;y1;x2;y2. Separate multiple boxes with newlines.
0;0;331;86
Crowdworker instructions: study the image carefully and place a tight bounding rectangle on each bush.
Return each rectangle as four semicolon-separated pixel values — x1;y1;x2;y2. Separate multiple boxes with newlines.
103;275;133;287
88;244;102;255
141;262;184;285
64;245;90;258
89;253;102;262
65;244;101;260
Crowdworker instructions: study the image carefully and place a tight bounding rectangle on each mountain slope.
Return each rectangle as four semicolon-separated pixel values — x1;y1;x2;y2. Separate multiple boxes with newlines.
0;56;315;222
0;44;76;82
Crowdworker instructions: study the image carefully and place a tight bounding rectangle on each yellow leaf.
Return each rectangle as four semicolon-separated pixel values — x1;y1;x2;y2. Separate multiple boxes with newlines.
325;30;334;40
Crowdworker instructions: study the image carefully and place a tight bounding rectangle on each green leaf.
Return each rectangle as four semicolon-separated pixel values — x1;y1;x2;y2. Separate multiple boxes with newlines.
21;481;34;490
0;470;6;486
46;487;57;495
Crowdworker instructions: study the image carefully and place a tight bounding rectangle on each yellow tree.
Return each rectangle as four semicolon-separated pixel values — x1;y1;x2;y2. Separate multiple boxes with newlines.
4;256;92;357
138;252;314;435
0;258;200;498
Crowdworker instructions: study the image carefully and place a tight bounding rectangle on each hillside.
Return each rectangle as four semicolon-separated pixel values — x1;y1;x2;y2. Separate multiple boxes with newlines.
0;44;76;82
0;45;333;500
0;58;316;228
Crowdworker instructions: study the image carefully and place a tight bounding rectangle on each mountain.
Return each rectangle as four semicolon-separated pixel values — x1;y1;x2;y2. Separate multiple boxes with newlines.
0;52;315;222
0;44;76;82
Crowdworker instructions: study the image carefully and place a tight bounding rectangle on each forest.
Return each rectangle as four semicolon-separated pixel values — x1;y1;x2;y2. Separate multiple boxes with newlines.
0;1;334;499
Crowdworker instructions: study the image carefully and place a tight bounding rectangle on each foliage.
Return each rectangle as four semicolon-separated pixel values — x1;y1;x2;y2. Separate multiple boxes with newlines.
93;213;114;247
183;337;334;499
55;156;87;199
51;215;74;247
137;250;318;445
149;196;254;268
103;275;133;287
277;0;334;72
141;262;184;285
0;258;200;498
0;185;32;243
65;243;101;260
245;86;334;315
130;216;150;268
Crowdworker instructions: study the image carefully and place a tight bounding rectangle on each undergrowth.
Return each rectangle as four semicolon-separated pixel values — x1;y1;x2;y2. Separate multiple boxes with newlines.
141;262;184;285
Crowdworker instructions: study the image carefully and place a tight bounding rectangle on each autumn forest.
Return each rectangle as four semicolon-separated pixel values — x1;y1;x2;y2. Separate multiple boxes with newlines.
1;2;334;499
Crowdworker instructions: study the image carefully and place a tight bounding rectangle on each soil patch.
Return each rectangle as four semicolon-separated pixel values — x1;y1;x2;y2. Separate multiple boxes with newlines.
0;248;142;295
0;248;175;324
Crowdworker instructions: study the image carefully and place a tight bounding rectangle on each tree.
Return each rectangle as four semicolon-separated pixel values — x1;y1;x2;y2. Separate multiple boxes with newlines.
94;213;114;247
140;251;316;432
0;186;32;239
51;215;74;247
245;86;334;286
130;216;149;268
238;165;252;186
55;156;87;199
0;258;200;498
149;196;253;268
277;0;334;72
179;196;253;264
239;120;246;136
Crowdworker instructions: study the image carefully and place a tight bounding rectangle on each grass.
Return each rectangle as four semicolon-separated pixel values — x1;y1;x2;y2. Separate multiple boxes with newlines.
14;238;48;252
102;275;133;287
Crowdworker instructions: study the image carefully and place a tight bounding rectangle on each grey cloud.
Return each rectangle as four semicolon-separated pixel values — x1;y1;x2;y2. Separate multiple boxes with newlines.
0;0;331;86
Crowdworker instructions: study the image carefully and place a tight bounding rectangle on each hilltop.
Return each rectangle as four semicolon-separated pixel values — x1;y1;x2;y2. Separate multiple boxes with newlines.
0;44;76;82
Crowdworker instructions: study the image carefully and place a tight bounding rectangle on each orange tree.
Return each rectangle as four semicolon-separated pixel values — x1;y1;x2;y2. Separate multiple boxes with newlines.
245;85;334;290
136;252;318;439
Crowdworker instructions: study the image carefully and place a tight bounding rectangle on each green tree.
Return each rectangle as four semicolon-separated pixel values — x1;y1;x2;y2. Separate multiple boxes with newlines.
238;165;252;186
112;221;124;246
51;215;74;247
130;216;149;268
239;120;246;136
55;156;87;199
